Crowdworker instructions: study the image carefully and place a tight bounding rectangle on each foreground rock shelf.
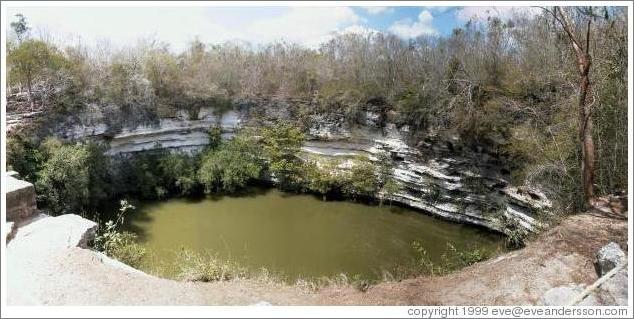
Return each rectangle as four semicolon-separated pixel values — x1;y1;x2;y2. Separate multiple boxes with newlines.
6;209;626;306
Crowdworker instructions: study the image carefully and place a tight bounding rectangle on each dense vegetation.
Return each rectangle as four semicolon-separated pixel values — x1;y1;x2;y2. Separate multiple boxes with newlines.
9;122;393;216
6;7;628;216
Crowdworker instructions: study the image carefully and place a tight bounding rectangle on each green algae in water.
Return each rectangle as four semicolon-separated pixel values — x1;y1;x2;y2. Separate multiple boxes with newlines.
121;187;505;282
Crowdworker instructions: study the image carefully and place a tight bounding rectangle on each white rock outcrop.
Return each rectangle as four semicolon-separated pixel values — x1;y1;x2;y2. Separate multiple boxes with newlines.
596;242;626;276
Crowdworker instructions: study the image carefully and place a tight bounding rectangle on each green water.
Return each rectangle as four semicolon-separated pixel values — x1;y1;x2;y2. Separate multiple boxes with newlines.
123;188;504;281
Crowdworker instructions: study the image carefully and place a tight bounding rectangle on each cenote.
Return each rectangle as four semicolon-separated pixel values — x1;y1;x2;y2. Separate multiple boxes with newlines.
120;187;505;282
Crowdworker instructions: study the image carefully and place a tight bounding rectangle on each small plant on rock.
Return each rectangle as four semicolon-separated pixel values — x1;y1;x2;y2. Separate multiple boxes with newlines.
501;215;529;248
94;200;147;268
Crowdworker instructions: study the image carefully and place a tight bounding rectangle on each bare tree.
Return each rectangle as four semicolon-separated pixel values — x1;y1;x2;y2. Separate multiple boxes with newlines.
541;6;596;206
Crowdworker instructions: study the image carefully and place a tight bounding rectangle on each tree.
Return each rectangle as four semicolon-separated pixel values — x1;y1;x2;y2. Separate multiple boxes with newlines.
342;158;380;200
259;123;305;189
158;153;199;196
10;13;29;42
7;38;68;111
36;143;92;215
198;134;263;193
6;134;44;183
541;6;597;206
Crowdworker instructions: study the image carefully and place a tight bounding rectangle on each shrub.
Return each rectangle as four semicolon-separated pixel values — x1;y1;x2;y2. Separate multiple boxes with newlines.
176;249;246;282
158;153;200;196
341;158;380;200
34;139;112;215
412;241;491;276
104;232;147;269
35;143;91;214
207;126;223;151
304;160;339;200
501;215;529;248
198;133;263;193
259;123;305;190
94;200;147;268
6;134;44;183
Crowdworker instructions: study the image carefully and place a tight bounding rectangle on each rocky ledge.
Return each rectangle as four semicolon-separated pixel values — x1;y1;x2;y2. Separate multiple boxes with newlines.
44;104;240;155
12;102;551;235
304;124;550;235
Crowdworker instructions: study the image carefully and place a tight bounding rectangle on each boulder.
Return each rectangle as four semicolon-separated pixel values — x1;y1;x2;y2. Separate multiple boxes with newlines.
8;214;98;250
538;285;598;306
5;173;37;221
596;242;626;276
594;267;628;305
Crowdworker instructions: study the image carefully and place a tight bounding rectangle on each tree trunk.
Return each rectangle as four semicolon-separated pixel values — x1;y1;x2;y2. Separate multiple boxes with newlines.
26;69;34;112
578;60;596;203
551;7;597;207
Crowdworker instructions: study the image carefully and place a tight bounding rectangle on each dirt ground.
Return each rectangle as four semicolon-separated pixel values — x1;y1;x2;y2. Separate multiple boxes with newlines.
6;210;628;305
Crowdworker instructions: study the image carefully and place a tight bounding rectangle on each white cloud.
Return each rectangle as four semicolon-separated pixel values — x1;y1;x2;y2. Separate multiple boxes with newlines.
246;7;361;48
427;6;452;14
6;7;363;51
340;24;378;37
388;10;437;39
362;6;394;15
456;6;540;22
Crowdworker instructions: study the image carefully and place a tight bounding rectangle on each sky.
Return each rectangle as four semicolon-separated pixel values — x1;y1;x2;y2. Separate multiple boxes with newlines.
5;6;539;51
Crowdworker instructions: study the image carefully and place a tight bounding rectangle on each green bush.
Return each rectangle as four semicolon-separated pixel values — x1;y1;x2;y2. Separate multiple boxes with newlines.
35;141;110;215
341;158;380;200
198;133;264;193
206;126;223;151
6;134;44;183
158;153;200;196
104;231;147;269
304;160;340;200
259;123;305;190
500;215;529;248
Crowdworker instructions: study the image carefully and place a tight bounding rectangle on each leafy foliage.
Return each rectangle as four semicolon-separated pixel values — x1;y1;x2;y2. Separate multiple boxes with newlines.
198;133;264;193
6;133;44;182
258;123;305;189
35;140;110;215
94;200;147;268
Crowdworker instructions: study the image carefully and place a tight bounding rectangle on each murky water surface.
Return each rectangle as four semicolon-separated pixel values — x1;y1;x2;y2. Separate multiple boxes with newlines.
123;188;504;281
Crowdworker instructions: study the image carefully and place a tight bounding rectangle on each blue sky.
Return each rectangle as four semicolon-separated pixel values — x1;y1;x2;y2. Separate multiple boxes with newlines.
5;6;537;51
352;6;462;36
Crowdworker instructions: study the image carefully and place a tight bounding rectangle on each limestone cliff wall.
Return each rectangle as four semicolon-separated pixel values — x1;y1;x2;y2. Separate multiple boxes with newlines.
13;102;551;235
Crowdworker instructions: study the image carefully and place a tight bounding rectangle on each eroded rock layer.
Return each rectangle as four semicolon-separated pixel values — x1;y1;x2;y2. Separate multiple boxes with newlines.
11;102;551;235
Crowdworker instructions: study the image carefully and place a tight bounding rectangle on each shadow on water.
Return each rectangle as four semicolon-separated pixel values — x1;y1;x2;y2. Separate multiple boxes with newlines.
206;186;270;201
95;197;157;242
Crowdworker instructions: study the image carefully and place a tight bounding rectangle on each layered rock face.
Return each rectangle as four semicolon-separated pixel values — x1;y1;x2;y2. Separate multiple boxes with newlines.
49;104;240;155
303;122;551;234
18;101;550;234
